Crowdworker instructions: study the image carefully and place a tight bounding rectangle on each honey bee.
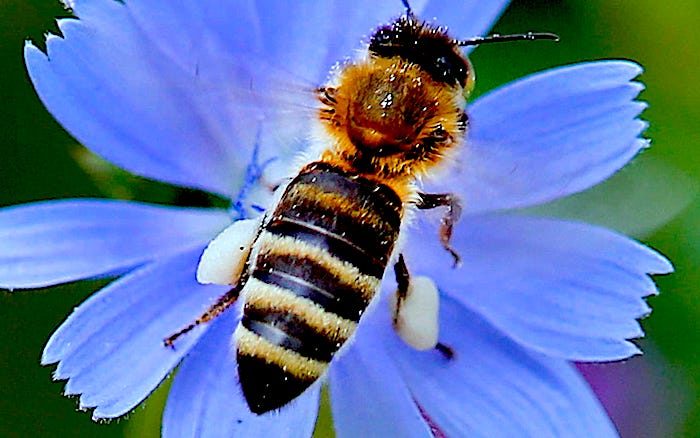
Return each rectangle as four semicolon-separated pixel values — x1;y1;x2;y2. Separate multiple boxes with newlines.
164;1;557;414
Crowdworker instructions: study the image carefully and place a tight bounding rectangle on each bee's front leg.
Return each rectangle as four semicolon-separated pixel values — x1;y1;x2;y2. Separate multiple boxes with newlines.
416;192;462;267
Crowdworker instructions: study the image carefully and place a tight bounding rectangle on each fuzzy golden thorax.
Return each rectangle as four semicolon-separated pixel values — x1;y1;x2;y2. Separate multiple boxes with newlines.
318;56;468;181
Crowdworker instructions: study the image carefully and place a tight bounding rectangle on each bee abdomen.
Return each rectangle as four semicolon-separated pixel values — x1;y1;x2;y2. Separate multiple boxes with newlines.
236;162;402;414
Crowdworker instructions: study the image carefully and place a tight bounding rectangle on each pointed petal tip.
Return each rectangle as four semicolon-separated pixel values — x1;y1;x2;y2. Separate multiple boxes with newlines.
23;39;36;52
616;340;644;360
78;397;96;413
638;118;650;132
50;368;65;382
655;254;674;275
631;61;644;76
41;349;58;367
44;32;65;56
600;59;643;78
63;375;82;397
90;402;130;422
23;40;46;66
623;60;644;77
626;341;643;357
534;59;644;85
576;341;643;363
90;405;121;420
53;362;73;382
640;245;674;275
630;100;649;117
654;261;674;275
630;80;646;94
629;321;645;340
635;297;653;317
60;0;75;12
41;314;74;367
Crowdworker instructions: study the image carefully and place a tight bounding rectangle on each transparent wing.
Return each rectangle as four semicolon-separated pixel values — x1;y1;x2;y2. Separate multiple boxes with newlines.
193;48;320;168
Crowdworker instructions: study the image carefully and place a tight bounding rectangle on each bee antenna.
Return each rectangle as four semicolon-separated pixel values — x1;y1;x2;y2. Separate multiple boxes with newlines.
401;0;415;18
457;32;560;47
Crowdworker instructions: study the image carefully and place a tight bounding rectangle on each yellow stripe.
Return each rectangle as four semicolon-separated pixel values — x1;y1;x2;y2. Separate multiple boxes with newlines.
243;277;357;342
235;326;327;379
256;232;381;302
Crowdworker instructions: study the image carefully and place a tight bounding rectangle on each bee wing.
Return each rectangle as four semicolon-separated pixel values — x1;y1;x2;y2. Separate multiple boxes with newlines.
197;217;263;286
193;50;321;178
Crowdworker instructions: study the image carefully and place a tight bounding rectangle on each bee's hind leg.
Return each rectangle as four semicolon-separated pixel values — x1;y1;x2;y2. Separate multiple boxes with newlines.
389;254;453;360
416;192;462;267
163;285;242;348
164;218;261;348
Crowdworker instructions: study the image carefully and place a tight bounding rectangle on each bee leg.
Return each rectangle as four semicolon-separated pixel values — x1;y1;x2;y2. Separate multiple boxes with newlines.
163;284;242;349
435;342;455;360
389;254;441;352
392;254;410;326
317;86;338;106
165;217;261;349
416;192;462;267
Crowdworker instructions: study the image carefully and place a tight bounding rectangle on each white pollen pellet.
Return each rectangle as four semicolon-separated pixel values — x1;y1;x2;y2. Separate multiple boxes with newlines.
196;218;260;285
389;275;439;351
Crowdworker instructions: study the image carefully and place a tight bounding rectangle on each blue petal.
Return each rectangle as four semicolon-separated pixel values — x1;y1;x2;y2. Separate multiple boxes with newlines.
163;304;320;438
43;247;229;419
406;214;672;361
422;0;510;46
26;0;288;196
428;61;648;213
124;0;332;186
26;20;229;194
388;295;619;437
0;199;228;289
329;313;432;438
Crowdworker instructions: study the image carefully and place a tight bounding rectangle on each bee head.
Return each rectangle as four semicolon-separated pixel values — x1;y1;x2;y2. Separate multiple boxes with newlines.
319;17;471;165
317;10;557;177
368;16;475;95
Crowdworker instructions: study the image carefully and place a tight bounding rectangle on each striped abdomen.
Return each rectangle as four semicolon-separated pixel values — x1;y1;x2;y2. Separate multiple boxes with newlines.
235;162;403;414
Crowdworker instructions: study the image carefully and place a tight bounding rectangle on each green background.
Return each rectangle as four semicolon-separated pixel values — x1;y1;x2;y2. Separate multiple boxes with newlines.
1;0;698;436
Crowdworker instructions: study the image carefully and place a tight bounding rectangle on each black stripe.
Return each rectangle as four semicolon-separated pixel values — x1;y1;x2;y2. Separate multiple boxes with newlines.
255;252;371;321
237;351;315;414
253;268;366;322
242;309;340;362
278;186;398;258
297;163;403;227
265;217;385;278
242;317;305;354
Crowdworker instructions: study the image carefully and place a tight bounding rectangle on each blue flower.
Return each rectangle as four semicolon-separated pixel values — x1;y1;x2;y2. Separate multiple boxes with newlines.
3;0;671;436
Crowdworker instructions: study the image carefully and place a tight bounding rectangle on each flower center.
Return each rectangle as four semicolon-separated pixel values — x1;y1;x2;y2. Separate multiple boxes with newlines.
229;140;277;220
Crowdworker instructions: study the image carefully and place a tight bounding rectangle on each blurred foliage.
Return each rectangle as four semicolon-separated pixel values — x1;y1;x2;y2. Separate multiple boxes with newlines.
0;0;698;437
